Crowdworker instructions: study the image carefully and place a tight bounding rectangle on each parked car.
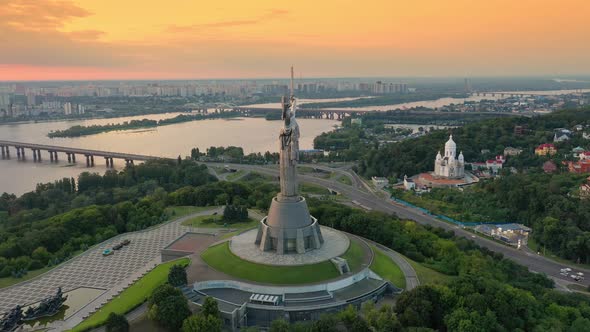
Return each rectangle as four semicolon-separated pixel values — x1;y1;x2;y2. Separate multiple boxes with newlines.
122;239;131;246
113;243;123;250
102;249;114;256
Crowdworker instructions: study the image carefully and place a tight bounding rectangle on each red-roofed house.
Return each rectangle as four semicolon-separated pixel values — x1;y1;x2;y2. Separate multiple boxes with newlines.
567;160;590;174
486;155;505;173
535;143;557;156
579;151;590;161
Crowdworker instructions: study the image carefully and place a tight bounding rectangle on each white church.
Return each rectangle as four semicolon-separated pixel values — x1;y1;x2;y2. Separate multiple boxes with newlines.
434;135;465;179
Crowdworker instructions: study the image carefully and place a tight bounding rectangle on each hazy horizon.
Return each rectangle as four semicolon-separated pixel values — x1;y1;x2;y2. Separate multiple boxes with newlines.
1;0;590;81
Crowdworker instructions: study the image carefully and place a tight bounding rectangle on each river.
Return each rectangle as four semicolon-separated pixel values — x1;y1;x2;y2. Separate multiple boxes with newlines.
242;88;590;112
0;115;339;195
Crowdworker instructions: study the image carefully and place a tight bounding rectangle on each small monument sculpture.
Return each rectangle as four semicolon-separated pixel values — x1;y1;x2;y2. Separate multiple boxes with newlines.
22;287;67;321
0;305;23;332
255;67;324;254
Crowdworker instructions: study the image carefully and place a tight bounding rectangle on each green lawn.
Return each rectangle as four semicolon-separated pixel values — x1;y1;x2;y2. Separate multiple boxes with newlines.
567;284;590;294
165;206;217;219
70;257;190;332
297;166;316;174
370;246;406;289
181;215;258;230
226;169;247;181
201;242;340;284
341;240;365;271
300;183;331;195
405;257;454;285
337;175;353;186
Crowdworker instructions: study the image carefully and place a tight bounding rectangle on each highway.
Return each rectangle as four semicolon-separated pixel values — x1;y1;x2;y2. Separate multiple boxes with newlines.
210;162;590;288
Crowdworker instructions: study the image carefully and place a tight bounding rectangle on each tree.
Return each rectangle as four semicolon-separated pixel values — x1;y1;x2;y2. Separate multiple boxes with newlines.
152;294;191;330
181;314;222;332
31;246;51;265
350;318;370;332
395;285;449;330
149;284;182;307
269;319;289;332
311;314;339;332
202;296;220;318
569;317;590;332
339;304;357;328
168;264;188;286
105;312;129;332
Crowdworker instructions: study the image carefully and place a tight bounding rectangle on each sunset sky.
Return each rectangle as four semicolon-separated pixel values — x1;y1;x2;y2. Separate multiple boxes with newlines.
1;0;590;81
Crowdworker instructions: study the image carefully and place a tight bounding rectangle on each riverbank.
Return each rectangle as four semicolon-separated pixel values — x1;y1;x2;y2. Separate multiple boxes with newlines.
47;112;242;138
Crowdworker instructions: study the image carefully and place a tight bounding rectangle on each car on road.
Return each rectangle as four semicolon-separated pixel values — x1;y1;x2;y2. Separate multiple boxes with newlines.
102;249;113;256
571;274;583;281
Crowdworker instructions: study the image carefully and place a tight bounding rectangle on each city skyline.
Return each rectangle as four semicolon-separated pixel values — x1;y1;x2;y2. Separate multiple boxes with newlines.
1;0;590;81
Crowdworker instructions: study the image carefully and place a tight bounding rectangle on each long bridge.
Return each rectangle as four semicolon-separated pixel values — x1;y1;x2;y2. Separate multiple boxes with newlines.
0;140;167;167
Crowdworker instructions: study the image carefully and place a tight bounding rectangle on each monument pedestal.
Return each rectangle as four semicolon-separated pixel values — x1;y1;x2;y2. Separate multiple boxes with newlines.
255;196;324;254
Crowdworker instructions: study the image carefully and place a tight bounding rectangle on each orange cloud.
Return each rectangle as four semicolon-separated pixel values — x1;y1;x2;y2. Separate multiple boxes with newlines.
167;9;289;32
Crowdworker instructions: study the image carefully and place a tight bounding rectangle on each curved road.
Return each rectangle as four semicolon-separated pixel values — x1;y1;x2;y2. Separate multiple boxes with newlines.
209;162;590;288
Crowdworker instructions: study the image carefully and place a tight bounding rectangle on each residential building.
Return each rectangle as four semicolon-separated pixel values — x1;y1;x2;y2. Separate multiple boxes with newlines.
535;143;557;156
554;128;572;142
486;156;505;173
543;160;558;173
572;146;586;158
567;160;590;174
474;223;531;247
63;102;72;115
504;147;523;156
371;177;389;188
580;176;590;199
403;175;415;191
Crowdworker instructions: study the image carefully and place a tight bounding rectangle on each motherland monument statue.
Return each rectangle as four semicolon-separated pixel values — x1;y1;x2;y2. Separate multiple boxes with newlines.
255;67;324;254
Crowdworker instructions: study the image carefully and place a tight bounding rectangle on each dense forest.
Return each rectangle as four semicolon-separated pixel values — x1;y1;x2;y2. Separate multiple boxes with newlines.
0;159;277;278
393;171;590;264
358;108;590;179
355;108;590;265
292;200;590;332
2;156;590;330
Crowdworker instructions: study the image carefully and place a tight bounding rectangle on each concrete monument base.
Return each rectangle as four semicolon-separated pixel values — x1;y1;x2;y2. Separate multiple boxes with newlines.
255;196;324;254
233;226;348;266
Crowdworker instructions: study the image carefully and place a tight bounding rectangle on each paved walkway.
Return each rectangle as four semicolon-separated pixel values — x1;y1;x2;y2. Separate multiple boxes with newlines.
0;208;221;321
